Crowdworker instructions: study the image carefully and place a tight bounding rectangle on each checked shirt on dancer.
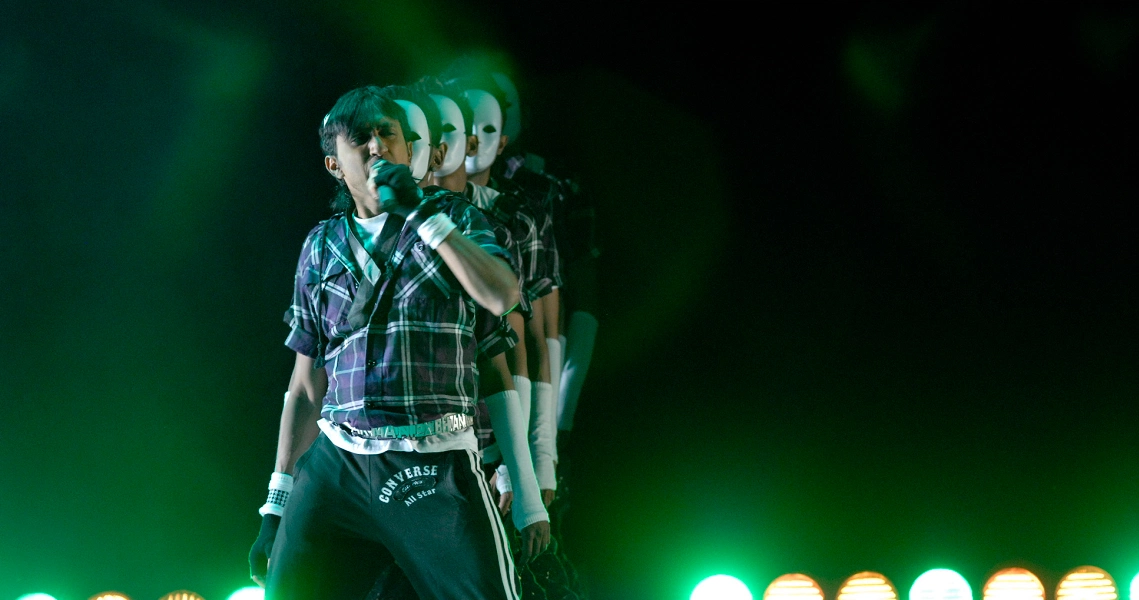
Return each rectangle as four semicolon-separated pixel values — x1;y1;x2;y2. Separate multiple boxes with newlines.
492;168;563;300
284;189;514;434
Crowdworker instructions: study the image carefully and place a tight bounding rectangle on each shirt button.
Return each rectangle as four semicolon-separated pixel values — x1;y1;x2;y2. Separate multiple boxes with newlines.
366;360;377;368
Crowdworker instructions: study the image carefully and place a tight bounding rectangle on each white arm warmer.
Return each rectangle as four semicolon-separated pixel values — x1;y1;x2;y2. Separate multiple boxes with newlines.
484;389;548;530
513;375;532;430
545;338;563;462
558;311;598;431
481;442;501;465
530;380;557;491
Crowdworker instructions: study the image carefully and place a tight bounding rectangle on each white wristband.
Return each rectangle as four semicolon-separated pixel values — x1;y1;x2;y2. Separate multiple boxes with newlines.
495;463;512;494
416;213;458;249
258;472;294;517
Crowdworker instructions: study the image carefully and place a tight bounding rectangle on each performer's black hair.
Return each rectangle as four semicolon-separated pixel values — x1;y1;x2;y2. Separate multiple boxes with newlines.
318;85;410;211
318;85;410;158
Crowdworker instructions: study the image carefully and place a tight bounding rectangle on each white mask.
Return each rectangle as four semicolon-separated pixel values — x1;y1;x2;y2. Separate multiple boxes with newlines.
394;99;430;182
462;89;503;176
491;72;522;147
430;94;467;178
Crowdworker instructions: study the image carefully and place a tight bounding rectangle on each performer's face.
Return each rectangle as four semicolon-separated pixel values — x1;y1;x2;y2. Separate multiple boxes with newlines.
463;89;506;176
431;94;468;178
394;100;431;183
327;115;411;204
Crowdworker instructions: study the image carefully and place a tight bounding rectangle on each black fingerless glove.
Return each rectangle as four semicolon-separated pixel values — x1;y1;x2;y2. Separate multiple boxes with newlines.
371;161;422;210
412;194;443;222
248;514;281;582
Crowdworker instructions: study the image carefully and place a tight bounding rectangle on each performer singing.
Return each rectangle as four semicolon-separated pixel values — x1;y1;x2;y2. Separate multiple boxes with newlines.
247;85;549;600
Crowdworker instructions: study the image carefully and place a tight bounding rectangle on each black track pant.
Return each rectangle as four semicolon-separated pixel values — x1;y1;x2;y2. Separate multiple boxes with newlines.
266;434;519;600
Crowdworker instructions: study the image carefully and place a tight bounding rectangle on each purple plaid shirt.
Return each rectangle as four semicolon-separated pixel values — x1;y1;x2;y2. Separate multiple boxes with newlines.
463;184;534;320
284;190;515;430
493;170;563;300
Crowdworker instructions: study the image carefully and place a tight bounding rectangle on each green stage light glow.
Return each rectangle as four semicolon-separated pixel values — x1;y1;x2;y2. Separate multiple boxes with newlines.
693;575;753;600
227;587;265;600
17;595;59;600
911;569;973;600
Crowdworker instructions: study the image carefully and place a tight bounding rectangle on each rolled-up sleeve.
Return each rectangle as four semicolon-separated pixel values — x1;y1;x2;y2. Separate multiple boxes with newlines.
284;225;324;360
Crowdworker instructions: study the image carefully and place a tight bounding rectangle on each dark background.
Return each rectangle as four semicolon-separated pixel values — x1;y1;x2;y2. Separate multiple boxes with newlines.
1;2;1137;599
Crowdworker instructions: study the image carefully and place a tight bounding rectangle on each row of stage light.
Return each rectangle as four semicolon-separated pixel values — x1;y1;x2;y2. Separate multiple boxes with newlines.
694;566;1129;600
8;566;1128;600
15;590;261;600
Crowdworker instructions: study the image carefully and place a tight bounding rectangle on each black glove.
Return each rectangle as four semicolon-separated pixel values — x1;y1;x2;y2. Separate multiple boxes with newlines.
371;160;421;211
248;514;281;585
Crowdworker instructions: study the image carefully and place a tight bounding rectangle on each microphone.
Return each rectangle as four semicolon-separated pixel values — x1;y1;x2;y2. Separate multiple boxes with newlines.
379;185;397;208
373;160;398;211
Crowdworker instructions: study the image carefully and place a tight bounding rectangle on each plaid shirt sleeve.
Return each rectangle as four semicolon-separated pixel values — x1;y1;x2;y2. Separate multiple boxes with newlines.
449;197;510;262
537;192;563;289
474;308;517;359
283;222;327;361
449;199;518;358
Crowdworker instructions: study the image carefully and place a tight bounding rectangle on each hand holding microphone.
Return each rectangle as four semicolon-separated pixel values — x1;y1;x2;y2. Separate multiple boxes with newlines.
370;160;421;212
371;159;456;249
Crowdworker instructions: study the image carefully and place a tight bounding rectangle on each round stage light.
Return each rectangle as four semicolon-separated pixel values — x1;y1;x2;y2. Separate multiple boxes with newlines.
89;593;131;600
910;569;973;600
693;575;753;600
227;587;265;600
17;595;58;600
839;572;899;600
1057;566;1117;600
765;573;825;600
159;592;206;600
983;568;1044;600
1130;573;1139;600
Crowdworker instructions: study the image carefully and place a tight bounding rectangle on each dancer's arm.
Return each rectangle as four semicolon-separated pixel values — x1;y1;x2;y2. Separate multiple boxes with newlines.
434;234;520;317
250;353;326;586
480;354;551;562
274;353;327;474
377;162;521;316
